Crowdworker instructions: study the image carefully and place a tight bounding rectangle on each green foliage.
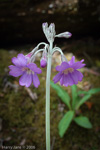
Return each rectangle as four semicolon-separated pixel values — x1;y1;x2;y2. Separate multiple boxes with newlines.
58;111;74;137
51;82;100;137
75;94;91;109
78;88;100;95
74;116;92;129
76;88;100;109
50;81;71;109
71;84;78;109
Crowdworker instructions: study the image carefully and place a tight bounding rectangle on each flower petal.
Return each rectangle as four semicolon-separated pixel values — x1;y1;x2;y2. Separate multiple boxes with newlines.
12;54;27;67
63;74;69;86
60;75;64;86
56;62;70;71
66;74;74;86
9;65;23;77
75;70;83;81
71;61;85;69
81;59;84;63
12;57;21;67
69;56;75;65
27;63;42;74
33;73;40;88
53;72;62;83
70;71;79;84
19;72;32;87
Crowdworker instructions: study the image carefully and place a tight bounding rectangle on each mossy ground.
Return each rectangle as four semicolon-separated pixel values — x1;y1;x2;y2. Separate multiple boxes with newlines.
0;42;100;150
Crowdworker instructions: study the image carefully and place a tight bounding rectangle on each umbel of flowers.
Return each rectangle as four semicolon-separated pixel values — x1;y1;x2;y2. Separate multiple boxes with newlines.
9;23;85;150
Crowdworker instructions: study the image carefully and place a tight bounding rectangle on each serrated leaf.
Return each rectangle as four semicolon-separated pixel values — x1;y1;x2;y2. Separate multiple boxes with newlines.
58;111;74;137
74;116;92;129
71;85;78;109
50;81;71;109
76;94;91;109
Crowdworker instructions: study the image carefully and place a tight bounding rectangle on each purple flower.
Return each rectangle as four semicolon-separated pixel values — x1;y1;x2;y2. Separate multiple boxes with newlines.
40;59;47;68
53;56;86;86
40;49;47;68
9;54;42;88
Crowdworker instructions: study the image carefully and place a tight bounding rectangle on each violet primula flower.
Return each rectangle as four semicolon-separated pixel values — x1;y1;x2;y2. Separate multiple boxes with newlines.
53;56;86;86
9;54;42;88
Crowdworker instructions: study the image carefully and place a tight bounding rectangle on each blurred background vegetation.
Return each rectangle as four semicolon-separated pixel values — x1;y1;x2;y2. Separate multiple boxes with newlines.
0;0;100;150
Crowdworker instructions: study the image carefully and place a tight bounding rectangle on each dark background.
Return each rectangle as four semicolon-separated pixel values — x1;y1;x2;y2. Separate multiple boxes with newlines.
0;0;100;46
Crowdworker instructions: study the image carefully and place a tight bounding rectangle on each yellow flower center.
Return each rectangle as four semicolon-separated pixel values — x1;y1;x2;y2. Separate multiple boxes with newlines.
63;68;74;74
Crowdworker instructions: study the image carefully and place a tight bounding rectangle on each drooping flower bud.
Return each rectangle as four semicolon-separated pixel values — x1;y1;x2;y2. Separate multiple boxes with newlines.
26;52;32;58
25;52;35;63
40;50;47;68
40;59;47;68
25;52;32;63
55;32;72;38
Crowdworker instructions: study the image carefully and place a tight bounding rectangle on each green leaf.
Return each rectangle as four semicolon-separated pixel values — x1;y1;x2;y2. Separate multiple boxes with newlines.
71;85;78;109
74;116;92;129
88;88;100;94
50;81;71;109
78;90;88;95
76;94;91;109
78;88;100;95
58;110;74;137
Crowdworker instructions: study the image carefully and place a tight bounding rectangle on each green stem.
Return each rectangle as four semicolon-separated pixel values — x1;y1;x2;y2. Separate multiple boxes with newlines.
46;43;52;150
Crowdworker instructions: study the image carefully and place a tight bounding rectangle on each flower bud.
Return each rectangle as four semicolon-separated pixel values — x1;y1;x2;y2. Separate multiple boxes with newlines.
49;23;55;33
40;50;47;68
42;22;56;43
55;32;72;38
26;52;32;58
40;58;47;68
42;22;48;34
25;52;33;62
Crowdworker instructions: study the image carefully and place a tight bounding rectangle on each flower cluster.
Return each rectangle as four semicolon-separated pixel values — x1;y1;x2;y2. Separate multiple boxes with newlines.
9;22;85;88
42;22;72;43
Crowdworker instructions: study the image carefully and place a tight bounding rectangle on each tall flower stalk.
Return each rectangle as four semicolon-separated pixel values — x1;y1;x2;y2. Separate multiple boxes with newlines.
46;51;52;150
9;22;85;150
